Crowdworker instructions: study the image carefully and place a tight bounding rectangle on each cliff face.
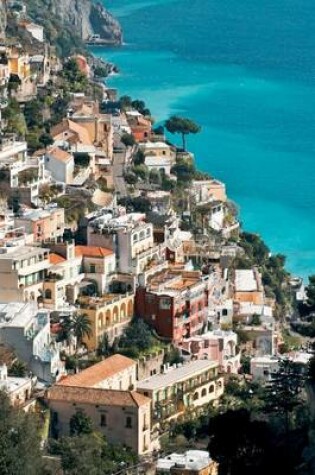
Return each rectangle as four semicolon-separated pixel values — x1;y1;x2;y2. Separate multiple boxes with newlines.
27;0;122;55
0;0;6;39
49;0;122;44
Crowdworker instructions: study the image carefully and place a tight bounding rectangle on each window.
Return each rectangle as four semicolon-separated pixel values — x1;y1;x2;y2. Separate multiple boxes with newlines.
126;416;132;428
209;385;215;393
160;297;171;310
146;294;154;304
193;392;199;401
90;264;96;273
201;388;207;397
44;289;52;300
100;414;106;427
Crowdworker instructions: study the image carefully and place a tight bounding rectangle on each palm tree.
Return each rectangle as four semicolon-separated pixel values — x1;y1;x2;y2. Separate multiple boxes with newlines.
71;313;92;352
8;360;27;377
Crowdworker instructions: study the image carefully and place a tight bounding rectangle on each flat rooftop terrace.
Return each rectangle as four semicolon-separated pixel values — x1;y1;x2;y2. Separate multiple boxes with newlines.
137;359;217;391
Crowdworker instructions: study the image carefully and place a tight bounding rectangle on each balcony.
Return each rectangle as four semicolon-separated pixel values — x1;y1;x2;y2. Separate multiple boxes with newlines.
45;272;63;283
18;258;50;276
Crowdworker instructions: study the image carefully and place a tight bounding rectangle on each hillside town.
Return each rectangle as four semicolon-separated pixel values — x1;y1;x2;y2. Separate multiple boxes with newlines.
0;2;314;475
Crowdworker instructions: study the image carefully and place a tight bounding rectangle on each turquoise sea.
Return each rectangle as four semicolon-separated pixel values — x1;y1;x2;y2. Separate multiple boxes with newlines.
92;0;315;278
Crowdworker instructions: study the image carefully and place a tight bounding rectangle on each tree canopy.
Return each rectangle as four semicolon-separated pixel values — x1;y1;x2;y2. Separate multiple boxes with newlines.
49;433;137;475
69;410;93;436
165;116;201;150
0;391;43;474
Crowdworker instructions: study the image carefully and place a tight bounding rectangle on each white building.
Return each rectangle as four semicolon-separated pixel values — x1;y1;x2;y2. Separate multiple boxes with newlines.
0;363;34;407
0;303;64;382
88;212;165;276
157;450;218;474
250;356;280;382
139;141;176;176
44;147;74;184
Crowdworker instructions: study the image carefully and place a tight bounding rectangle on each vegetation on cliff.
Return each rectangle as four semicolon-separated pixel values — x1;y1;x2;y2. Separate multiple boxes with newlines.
26;0;122;56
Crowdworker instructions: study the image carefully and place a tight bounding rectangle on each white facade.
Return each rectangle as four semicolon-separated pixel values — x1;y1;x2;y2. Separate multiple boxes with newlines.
144;155;173;176
0;303;64;382
87;212;163;276
25;23;44;42
250;356;280;382
44;150;74;184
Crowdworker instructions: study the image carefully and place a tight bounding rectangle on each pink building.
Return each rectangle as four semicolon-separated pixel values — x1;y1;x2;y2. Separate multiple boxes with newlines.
179;330;241;374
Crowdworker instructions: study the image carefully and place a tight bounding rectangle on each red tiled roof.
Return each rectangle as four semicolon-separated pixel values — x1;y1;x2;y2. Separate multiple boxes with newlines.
49;253;66;265
75;245;114;258
47;147;72;163
47;386;150;407
58;354;136;388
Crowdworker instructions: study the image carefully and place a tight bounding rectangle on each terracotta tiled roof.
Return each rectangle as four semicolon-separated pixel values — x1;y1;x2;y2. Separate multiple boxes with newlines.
49;253;66;265
75;245;114;258
58;354;136;388
51;119;92;145
47;386;150;407
47;147;72;163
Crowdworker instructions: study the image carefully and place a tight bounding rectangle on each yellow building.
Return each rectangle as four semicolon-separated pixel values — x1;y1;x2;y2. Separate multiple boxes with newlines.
77;293;134;350
7;46;31;79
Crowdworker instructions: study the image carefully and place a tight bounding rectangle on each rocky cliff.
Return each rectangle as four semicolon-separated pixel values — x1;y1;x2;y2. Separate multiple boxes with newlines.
0;0;6;39
48;0;122;43
27;0;122;55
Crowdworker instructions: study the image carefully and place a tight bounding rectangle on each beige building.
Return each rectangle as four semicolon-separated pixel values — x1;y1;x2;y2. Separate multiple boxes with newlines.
137;360;224;427
47;354;151;454
58;354;137;391
70;102;113;160
191;180;227;204
0;246;50;302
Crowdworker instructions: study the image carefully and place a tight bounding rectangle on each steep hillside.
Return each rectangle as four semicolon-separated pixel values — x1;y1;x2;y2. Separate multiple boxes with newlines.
27;0;122;56
0;0;6;39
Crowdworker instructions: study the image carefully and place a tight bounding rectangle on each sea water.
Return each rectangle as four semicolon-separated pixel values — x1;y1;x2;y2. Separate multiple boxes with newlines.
92;0;315;278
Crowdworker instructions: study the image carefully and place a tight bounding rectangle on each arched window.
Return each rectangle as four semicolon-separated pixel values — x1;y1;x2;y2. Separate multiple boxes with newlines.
201;388;207;398
193;392;199;401
209;385;215;393
44;289;52;300
98;313;104;329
